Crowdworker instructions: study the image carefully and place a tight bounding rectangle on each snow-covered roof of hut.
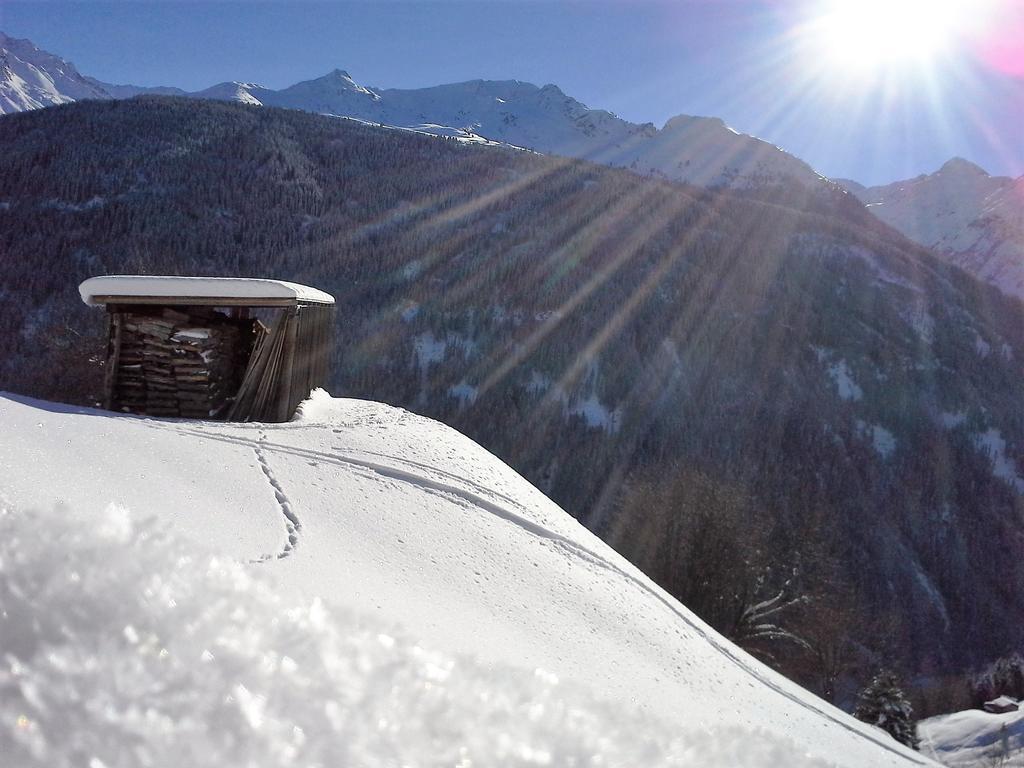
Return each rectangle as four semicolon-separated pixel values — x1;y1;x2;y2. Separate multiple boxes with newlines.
79;276;335;307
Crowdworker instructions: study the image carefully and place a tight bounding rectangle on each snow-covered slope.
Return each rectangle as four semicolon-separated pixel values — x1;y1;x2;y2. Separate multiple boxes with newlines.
0;31;110;114
919;706;1023;767
841;160;1024;300
0;390;931;766
190;80;277;106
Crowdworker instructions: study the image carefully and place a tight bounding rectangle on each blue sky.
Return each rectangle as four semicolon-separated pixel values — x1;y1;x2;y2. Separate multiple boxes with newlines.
2;0;1022;185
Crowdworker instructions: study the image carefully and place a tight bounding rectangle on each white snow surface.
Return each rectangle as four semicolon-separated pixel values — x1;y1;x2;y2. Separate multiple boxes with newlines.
0;391;932;767
919;706;1024;767
448;380;479;405
827;359;863;401
857;420;897;459
973;428;1024;494
412;331;449;370
78;275;335;305
567;392;621;432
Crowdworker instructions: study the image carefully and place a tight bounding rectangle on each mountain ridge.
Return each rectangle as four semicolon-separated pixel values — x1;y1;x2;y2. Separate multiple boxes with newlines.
0;30;824;190
838;161;1024;300
0;30;110;112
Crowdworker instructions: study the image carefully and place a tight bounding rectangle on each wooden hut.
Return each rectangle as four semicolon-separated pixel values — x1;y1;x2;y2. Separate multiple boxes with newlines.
80;275;335;422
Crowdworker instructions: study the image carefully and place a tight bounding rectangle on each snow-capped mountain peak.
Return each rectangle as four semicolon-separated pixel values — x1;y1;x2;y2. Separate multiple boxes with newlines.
191;81;274;106
326;67;363;87
842;161;1024;299
291;68;379;95
267;68;382;112
1;31;79;79
316;67;376;95
938;156;990;177
0;31;111;114
539;82;567;95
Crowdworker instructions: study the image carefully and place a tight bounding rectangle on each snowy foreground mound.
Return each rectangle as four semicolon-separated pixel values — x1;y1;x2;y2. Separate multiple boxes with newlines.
0;391;932;767
919;707;1024;767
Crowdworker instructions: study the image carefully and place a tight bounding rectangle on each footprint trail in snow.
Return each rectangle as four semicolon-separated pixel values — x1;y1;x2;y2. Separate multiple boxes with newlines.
253;429;302;561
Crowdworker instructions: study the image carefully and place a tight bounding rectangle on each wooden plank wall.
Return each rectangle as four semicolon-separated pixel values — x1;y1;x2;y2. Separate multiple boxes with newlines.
103;308;123;411
227;303;334;422
283;303;335;421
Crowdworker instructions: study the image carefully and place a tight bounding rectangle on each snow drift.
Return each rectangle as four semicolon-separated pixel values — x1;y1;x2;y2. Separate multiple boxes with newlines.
0;391;933;767
1;502;837;768
919;706;1024;767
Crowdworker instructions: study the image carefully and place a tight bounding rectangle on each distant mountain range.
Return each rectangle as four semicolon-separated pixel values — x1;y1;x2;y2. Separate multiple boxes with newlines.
1;30;823;190
2;28;1022;299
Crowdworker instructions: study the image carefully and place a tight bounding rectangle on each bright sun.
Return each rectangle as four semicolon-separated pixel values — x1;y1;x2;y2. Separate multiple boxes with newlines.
808;0;988;76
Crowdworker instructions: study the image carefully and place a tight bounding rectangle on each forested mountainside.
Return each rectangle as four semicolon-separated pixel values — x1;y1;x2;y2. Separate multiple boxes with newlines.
2;97;1023;701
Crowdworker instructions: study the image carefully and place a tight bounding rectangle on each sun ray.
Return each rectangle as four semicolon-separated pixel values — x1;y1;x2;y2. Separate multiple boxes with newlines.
475;182;672;397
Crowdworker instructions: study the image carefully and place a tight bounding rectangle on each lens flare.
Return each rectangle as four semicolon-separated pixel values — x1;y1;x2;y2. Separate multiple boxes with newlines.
973;1;1024;77
805;0;995;76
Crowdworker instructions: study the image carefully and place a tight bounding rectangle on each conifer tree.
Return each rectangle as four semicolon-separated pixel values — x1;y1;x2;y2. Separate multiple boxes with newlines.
853;671;920;750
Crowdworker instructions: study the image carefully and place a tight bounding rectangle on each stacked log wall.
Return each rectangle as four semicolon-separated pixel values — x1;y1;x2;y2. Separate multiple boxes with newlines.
108;306;255;418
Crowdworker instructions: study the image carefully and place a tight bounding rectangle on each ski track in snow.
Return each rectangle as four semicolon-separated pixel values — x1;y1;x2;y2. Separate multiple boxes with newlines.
147;419;928;765
326;435;530;511
917;727;945;766
252;428;302;561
